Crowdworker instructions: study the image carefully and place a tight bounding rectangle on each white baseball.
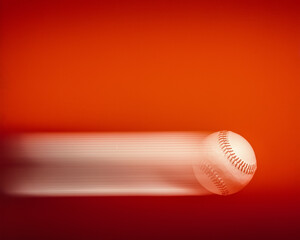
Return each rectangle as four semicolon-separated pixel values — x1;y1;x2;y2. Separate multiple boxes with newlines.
193;130;257;195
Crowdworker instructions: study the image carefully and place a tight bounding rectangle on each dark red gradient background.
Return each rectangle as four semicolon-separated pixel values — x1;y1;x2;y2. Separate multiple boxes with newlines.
0;0;299;239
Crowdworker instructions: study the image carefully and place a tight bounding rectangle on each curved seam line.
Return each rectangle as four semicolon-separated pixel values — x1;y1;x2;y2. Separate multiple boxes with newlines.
198;163;229;196
218;131;256;175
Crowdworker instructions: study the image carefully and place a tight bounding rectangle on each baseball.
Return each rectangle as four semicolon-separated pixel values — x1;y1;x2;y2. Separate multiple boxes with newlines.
3;131;256;196
193;130;257;195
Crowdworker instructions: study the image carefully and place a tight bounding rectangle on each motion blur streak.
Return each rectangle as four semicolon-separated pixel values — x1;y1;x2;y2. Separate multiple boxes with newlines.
3;132;214;196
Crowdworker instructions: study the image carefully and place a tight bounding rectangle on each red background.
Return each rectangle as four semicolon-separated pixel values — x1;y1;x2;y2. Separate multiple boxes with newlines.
1;0;299;239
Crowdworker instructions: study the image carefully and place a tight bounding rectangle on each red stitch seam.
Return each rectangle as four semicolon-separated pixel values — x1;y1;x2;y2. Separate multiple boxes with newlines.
218;131;256;175
198;163;229;196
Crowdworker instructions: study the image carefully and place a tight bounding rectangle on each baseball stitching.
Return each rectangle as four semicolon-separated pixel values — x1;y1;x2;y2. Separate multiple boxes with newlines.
198;163;229;195
218;131;256;174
